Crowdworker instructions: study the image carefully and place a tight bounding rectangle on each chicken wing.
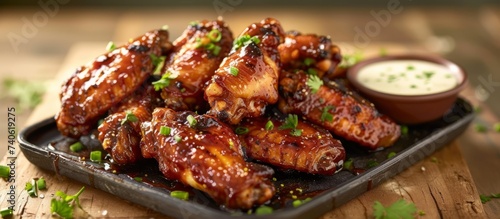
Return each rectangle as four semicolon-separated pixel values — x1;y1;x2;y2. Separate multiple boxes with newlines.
204;18;285;124
97;82;162;164
239;115;345;175
279;70;400;150
278;31;342;78
56;29;171;138
140;108;275;209
159;19;233;111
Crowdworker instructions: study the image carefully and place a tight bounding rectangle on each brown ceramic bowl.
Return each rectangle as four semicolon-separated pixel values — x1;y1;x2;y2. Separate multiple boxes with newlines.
346;54;468;124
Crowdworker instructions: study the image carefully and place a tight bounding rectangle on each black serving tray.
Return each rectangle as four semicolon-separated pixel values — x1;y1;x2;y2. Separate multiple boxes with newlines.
18;98;474;219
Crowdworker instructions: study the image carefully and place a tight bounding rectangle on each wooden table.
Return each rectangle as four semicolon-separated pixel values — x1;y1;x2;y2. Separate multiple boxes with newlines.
0;41;490;218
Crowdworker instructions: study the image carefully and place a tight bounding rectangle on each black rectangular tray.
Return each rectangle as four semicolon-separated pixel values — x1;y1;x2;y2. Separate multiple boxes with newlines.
18;98;474;219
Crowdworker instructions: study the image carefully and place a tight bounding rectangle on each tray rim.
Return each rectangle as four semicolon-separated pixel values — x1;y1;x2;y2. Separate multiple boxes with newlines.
18;99;475;219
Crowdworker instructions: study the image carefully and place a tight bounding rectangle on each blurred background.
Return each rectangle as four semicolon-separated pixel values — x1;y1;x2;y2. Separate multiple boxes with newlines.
1;0;500;191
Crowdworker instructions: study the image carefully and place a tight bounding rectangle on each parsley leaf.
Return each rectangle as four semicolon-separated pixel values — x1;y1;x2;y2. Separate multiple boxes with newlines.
373;199;417;219
320;106;335;122
306;75;323;93
279;114;302;136
51;186;85;219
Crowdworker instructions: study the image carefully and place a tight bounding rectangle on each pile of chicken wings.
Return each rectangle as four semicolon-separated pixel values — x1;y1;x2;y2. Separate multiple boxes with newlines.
55;18;400;209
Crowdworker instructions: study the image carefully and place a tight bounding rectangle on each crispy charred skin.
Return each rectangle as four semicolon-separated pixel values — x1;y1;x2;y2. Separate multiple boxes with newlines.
239;116;345;175
278;31;342;78
205;18;285;124
160;19;233;111
97;83;162;164
141;108;275;209
56;29;171;138
279;70;400;150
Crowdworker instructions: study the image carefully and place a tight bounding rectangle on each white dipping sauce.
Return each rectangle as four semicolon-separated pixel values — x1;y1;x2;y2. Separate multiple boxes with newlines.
357;60;459;95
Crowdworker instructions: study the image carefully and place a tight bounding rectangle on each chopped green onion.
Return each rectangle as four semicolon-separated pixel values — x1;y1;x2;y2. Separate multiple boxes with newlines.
90;151;102;163
25;180;37;197
174;135;182;143
400;125;408;135
265;120;274;131
97;118;104;126
344;158;353;170
189;21;199;26
366;160;379;168
255;205;273;215
387;152;397;159
152;71;178;91
475;123;487;133
307;68;318;75
0;165;10;179
69;142;83;153
160;126;171;136
121;111;138;125
208;29;222;42
105;41;116;52
212;45;221;56
187;115;197;127
235;127;249;135
292;198;312;207
229;66;239;76
0;208;13;217
494;123;500;132
171;190;189;200
134;177;143;182
37;177;47;190
233;35;260;50
303;58;315;66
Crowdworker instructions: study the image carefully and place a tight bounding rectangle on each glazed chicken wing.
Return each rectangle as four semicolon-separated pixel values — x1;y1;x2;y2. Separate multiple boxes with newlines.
56;29;171;138
159;19;233;111
279;70;400;150
97;82;162;164
239;115;345;175
278;31;342;78
204;18;285;124
140;108;275;209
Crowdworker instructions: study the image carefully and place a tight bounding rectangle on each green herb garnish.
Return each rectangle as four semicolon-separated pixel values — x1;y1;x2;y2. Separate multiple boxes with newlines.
423;71;435;80
235;126;249;135
306;75;323;93
37;177;47;190
90;151;102;163
255;205;273;215
69;142;83;153
280;114;302;136
121;111;138;125
171;190;189;200
174;135;182;143
320;106;334;122
134;177;143;182
400;125;408;135
343;158;354;170
187;115;197;127
480;193;500;203
265;120;274;131
339;52;364;68
0;165;10;179
233;35;260;50
51;186;85;219
307;68;318;75
303;58;315;66
475;123;487;133
292;198;312;207
208;29;222;42
387;152;397;159
229;66;239;76
373;199;417;219
25;180;38;197
106;41;116;52
366;160;379;168
160;126;171;136
407;65;414;70
0;208;13;218
152;71;178;91
493;123;500;132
